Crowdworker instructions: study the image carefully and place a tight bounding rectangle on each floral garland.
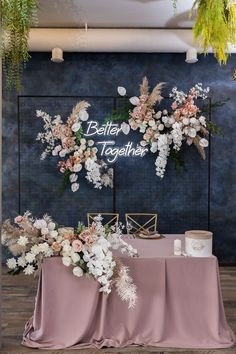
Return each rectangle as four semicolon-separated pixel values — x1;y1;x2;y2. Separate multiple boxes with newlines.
118;77;212;178
2;212;138;309
36;102;113;192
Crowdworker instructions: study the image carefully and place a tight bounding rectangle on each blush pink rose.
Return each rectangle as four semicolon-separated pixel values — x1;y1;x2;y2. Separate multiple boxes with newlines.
14;215;23;224
52;242;62;252
72;240;83;252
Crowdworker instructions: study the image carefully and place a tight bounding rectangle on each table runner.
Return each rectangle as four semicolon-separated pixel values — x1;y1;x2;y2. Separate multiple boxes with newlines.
23;235;235;349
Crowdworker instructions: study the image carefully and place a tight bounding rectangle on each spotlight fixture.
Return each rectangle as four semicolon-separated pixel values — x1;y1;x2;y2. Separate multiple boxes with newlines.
185;48;198;64
51;48;64;63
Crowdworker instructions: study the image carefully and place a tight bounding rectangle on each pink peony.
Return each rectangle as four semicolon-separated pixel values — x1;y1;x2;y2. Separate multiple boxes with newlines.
72;240;83;252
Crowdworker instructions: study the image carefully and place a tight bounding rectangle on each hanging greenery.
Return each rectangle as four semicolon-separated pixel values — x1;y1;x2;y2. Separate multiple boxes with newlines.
171;0;236;64
192;0;236;64
0;0;38;90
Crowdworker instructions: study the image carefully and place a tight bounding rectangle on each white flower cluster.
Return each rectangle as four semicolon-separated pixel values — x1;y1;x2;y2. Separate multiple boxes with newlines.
155;134;170;178
4;213;139;309
6;214;58;275
85;158;113;189
118;81;210;179
36;111;63;160
36;103;114;192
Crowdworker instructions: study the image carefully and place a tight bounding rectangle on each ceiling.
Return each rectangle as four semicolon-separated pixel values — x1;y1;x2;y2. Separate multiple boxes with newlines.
37;0;195;29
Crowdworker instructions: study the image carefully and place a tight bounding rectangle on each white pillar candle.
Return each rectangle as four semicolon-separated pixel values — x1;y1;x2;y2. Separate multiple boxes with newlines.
174;239;182;256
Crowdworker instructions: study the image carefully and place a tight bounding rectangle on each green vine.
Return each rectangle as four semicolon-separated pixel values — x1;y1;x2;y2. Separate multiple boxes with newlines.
1;0;38;90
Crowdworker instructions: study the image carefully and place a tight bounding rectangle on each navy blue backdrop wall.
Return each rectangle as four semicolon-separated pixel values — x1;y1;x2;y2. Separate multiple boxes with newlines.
2;52;236;262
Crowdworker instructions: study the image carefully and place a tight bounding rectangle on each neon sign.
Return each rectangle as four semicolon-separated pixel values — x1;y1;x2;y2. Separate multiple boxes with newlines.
84;121;148;163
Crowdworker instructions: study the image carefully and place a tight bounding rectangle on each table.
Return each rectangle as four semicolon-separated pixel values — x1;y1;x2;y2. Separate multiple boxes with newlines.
22;235;235;349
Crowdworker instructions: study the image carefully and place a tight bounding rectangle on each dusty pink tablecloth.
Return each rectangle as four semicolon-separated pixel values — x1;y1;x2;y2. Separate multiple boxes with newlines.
23;235;235;349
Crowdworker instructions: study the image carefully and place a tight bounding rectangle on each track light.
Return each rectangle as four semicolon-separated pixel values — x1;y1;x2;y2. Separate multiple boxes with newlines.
51;48;64;63
185;48;198;64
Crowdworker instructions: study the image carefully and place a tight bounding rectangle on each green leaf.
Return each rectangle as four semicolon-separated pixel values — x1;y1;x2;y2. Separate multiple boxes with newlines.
170;149;185;173
58;170;71;195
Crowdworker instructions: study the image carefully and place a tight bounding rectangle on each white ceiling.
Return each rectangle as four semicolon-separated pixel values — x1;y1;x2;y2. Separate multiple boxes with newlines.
37;0;195;28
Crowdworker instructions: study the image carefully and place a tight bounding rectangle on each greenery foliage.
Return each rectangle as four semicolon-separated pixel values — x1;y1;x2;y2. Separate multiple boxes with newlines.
192;0;236;64
1;0;38;90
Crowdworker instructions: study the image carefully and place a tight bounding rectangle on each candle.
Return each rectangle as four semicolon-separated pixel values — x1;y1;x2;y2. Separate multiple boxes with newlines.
174;239;182;256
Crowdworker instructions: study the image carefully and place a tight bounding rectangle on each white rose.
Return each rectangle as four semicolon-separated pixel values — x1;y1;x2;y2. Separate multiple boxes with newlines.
183;118;190;125
158;124;164;131
155;111;162;119
80;138;86;145
199;115;206;126
71;253;81;263
188;128;197;138
129;96;140;106
71;182;80;192
168;117;175;125
88;140;94;147
148;119;155;127
117;86;126;96
62;256;72;267
73;266;83;277
50;230;58;238
70;173;78;183
73;164;82;172
71;122;81;132
199;138;209;148
41;227;49;235
79;110;89;121
34;219;47;229
190;117;197;124
48;222;56;230
162;116;168;124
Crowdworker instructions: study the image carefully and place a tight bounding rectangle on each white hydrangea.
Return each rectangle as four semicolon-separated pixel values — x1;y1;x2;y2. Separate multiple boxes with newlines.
17;235;29;247
23;264;35;275
17;256;27;268
7;258;17;270
25;252;36;263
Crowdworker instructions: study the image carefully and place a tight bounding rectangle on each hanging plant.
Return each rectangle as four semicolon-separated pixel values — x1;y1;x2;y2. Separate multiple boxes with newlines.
0;0;38;90
192;0;236;64
172;0;236;64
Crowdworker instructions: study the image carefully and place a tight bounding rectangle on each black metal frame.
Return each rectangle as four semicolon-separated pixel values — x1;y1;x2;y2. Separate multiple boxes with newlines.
17;95;212;229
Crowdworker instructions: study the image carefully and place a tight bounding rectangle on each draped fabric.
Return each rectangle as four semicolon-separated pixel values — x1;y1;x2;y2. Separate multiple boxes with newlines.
23;235;235;349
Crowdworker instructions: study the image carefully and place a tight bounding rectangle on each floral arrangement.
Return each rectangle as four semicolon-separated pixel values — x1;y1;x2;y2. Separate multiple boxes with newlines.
36;102;113;192
117;77;215;178
2;212;138;308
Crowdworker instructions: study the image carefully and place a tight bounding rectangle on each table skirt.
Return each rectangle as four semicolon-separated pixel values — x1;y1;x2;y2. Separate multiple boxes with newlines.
22;255;235;349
